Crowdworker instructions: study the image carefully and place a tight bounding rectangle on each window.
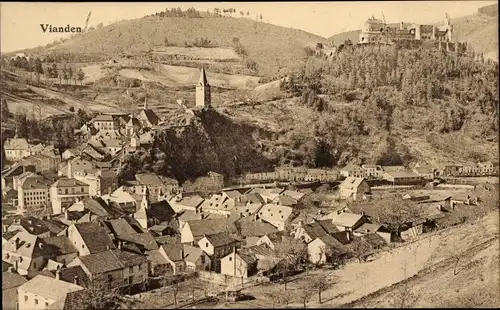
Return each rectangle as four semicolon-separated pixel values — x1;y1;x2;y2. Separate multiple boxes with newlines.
229;256;232;261
205;242;209;248
128;276;133;284
82;244;85;249
35;299;38;305
24;295;28;302
45;302;49;307
201;255;205;264
129;266;133;273
64;188;68;194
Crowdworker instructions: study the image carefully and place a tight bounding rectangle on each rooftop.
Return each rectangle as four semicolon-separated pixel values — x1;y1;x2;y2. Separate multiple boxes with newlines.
18;275;83;301
74;249;148;274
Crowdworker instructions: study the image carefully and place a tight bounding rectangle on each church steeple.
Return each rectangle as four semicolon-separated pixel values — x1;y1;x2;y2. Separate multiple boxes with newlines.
198;66;209;86
196;66;211;108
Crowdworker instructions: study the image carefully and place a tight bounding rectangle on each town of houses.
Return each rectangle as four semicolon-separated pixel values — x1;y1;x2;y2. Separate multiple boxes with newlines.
2;68;499;310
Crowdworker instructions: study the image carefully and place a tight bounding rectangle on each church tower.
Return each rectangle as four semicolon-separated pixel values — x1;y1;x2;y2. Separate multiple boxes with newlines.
196;67;211;108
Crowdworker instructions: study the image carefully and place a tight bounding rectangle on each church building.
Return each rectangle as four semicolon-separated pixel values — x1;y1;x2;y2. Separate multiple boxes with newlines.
196;67;211;109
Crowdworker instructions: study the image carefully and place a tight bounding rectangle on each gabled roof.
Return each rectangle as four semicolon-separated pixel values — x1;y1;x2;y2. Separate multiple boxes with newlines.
18;275;83;301
331;212;365;228
51;178;89;188
139;109;160;126
354;222;384;234
182;245;205;264
339;177;367;190
186;218;236;238
235;251;258;265
223;190;242;199
20;178;49;190
275;195;298;206
146;249;170;265
258;204;294;224
315;234;348;255
135;173;165;186
147;200;176;223
74;249;148;274
236;220;278;238
72;222;116;254
282;190;305;201
57;265;90;287
106;218;137;236
242;193;265;204
42;236;78;256
205;232;239;248
169;195;204;211
161;243;184;262
247;244;277;258
93;114;115;121
2;271;27;290
4;138;29;150
117;233;159;251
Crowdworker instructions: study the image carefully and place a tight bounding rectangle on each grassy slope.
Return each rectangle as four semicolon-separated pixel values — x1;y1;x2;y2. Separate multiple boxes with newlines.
328;4;498;57
34;16;327;77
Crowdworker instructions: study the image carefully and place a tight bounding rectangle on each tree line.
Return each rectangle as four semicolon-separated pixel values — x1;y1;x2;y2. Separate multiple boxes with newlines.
9;56;86;85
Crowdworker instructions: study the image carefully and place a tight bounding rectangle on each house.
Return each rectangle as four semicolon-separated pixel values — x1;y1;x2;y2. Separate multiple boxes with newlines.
157;244;186;274
293;219;342;243
402;192;431;202
40;236;79;266
308;235;348;265
137;105;160;128
4;137;31;161
12;171;38;192
198;232;241;272
361;164;384;179
67;249;149;289
180;218;236;244
220;250;258;279
383;170;424;185
135;173;180;202
2;232;48;277
272;195;298;207
53;265;90;287
59;156;94;178
338;177;371;201
340;164;363;178
235;220;278;239
477;161;494;175
330;212;368;233
441;164;463;177
68;197;125;220
17;178;50;212
183;245;211;272
50;178;90;215
3;185;17;203
169;195;204;213
101;186;137;211
413;166;435;180
66;222;116;256
353;223;392;244
91;114;119;132
256;204;295;231
281;190;306;202
17;274;83;310
254;233;283;250
2;163;36;190
3;267;28;310
381;165;406;173
116;233;159;254
276;166;307;182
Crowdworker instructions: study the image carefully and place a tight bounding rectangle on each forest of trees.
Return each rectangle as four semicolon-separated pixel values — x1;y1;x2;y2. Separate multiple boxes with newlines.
9;107;91;149
9;56;86;85
277;45;499;167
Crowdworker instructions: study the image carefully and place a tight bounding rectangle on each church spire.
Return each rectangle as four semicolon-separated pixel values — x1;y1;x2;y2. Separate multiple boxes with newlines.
198;66;209;86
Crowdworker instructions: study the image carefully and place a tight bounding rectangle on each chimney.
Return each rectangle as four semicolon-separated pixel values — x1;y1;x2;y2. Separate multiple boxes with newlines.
361;211;365;216
14;260;19;271
74;276;79;285
346;231;351;242
64;209;69;220
180;248;185;260
118;241;122;250
55;269;61;280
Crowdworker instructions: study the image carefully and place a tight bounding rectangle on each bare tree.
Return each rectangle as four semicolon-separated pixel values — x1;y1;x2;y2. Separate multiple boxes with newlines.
297;284;315;308
389;283;419;308
310;274;335;304
70;275;123;310
274;237;308;290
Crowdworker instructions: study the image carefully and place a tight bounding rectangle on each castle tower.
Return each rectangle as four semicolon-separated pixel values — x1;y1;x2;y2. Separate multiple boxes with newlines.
196;67;211;108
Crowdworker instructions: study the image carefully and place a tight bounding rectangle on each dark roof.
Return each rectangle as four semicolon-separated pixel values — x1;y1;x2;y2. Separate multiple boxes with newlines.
2;261;14;272
182;245;205;264
117;233;159;251
76;249;148;274
205;232;239;248
303;222;329;240
51;178;89;188
360;233;387;248
237;251;258;265
2;231;19;241
79;197;123;218
317;220;340;235
141;109;160;126
57;266;90;287
236;221;278;238
161;243;184;262
18;216;51;235
147;200;176;223
186;218;236;238
42;236;78;256
155;235;180;245
40;219;67;235
2;271;27;290
316;234;348;255
73;222;116;254
106;218;137;236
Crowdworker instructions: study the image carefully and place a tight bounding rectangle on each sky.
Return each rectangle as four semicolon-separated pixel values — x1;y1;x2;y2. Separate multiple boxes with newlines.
1;1;496;53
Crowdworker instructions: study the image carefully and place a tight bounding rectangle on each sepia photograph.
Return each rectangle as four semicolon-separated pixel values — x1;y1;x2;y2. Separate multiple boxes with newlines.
0;1;498;309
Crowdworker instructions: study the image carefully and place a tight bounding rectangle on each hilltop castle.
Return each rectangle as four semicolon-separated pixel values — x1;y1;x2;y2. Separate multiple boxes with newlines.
359;14;454;45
